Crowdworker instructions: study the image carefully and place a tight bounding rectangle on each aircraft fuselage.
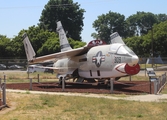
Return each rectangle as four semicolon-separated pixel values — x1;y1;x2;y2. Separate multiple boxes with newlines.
54;43;140;79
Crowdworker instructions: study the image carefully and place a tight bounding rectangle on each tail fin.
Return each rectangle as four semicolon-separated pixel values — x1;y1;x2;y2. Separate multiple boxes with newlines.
22;33;36;62
56;21;72;52
110;32;125;44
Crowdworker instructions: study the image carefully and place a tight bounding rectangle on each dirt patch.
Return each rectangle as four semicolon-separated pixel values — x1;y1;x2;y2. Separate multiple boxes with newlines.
6;81;154;95
0;102;16;115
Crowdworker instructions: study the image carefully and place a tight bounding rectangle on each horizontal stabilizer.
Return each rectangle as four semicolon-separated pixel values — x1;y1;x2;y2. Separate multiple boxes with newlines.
38;66;59;70
36;66;69;71
23;33;36;62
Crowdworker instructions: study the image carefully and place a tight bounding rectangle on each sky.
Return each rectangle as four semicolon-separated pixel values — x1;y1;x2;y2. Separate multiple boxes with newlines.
0;0;167;43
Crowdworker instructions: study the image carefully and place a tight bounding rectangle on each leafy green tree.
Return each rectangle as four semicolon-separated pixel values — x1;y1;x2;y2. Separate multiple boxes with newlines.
37;36;60;55
151;21;167;56
9;26;56;58
68;38;86;49
91;33;99;39
125;21;167;57
125;36;144;57
125;13;139;37
137;12;158;35
38;0;85;41
156;13;167;23
7;25;86;58
126;12;159;36
38;37;86;55
92;11;127;44
0;35;11;58
24;26;58;56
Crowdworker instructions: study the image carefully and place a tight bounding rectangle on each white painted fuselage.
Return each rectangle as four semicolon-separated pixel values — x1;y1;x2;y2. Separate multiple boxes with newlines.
54;43;140;79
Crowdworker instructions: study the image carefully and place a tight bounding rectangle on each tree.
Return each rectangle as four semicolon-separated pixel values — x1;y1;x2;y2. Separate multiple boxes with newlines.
125;21;167;57
0;35;11;58
125;13;139;37
37;36;60;55
91;11;127;43
5;25;86;58
151;21;167;56
125;35;152;57
38;0;85;41
156;13;167;23
126;12;159;36
38;37;86;56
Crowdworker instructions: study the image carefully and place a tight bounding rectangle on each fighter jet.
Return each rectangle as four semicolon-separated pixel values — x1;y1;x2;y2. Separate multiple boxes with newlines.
23;21;140;84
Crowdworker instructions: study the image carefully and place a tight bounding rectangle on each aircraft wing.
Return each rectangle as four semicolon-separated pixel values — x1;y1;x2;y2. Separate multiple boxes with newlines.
23;20;106;64
30;39;107;63
29;46;90;63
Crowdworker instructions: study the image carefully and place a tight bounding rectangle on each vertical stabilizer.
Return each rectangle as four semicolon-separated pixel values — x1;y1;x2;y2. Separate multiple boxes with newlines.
110;32;125;44
22;33;36;62
57;21;72;52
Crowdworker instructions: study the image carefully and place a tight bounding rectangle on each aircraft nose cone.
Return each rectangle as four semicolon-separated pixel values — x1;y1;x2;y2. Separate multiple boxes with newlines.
131;55;139;65
128;55;139;66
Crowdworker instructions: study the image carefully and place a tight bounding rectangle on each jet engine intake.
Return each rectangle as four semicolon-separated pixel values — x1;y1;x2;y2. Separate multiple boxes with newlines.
124;63;140;75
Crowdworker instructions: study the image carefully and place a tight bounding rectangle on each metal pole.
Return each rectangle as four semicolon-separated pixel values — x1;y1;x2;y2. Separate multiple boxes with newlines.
154;80;158;95
150;79;152;94
37;74;39;83
4;75;6;82
129;76;131;81
110;78;114;93
2;78;6;105
159;76;162;89
30;78;32;90
27;64;30;79
62;77;65;92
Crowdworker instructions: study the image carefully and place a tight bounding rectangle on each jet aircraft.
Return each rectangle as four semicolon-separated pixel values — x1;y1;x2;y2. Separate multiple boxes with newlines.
23;21;140;85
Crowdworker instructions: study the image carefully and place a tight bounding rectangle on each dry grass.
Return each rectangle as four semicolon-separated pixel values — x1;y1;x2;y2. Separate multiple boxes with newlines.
119;75;149;81
0;70;166;84
1;71;56;79
0;71;58;83
0;92;167;120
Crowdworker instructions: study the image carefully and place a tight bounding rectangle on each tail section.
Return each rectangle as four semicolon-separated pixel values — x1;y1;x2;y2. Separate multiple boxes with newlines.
22;33;36;62
56;21;72;52
110;32;125;44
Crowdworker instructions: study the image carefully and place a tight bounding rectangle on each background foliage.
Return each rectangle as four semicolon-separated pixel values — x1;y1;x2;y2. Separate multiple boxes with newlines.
0;0;167;58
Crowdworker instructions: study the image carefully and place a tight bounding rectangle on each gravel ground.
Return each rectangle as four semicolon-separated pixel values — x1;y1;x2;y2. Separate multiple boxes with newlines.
6;81;154;95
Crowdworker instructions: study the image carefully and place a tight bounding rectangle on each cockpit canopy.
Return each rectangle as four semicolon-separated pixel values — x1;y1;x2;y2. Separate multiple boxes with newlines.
110;43;136;56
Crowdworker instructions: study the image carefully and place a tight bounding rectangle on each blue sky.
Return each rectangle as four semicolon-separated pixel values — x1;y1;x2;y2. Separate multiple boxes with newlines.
0;0;167;43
